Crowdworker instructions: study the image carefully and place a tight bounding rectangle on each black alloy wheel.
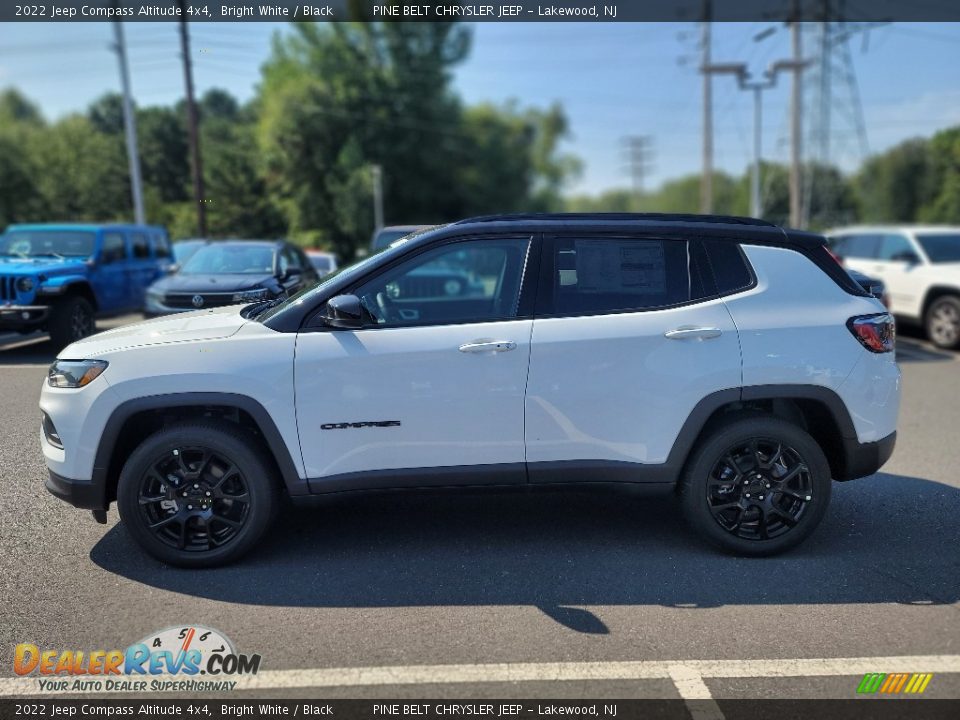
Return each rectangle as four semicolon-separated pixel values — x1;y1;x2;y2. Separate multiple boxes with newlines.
680;415;831;556
137;446;251;552
706;438;813;541
117;421;279;567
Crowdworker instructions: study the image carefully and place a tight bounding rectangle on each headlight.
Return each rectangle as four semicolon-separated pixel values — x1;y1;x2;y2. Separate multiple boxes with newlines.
47;360;109;388
233;288;270;302
16;277;34;293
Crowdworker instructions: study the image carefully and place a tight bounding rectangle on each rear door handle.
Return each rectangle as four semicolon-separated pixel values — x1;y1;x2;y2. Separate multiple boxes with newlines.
664;327;722;340
459;340;517;353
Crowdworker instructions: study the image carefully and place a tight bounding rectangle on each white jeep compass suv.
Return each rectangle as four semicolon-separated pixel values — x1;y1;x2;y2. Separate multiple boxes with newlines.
40;214;900;567
827;225;960;349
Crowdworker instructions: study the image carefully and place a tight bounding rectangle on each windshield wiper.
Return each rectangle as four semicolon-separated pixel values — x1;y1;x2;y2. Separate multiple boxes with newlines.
32;251;66;259
242;296;286;320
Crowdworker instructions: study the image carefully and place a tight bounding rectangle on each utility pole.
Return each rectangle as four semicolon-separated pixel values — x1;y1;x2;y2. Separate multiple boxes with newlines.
699;0;713;213
621;136;654;208
749;83;766;218
111;21;146;225
704;60;805;219
371;164;384;231
178;1;206;237
789;5;804;228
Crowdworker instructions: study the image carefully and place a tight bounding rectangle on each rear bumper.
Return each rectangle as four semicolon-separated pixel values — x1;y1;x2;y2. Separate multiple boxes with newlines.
45;469;106;511
836;431;896;481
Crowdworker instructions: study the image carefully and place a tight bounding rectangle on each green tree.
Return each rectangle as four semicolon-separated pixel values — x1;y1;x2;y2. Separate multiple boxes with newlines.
919;126;960;223
87;93;125;135
32;115;131;222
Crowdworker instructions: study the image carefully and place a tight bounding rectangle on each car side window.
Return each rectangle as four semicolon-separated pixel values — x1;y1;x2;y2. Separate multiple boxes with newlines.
548;236;690;315
834;234;880;260
282;246;304;272
131;233;150;259
353;238;530;328
101;233;127;264
690;240;753;297
877;234;915;261
153;233;172;259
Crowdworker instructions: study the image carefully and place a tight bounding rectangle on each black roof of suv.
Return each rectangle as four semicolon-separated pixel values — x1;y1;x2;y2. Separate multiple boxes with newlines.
262;213;861;332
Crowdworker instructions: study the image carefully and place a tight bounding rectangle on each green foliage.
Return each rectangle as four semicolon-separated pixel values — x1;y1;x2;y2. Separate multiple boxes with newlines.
257;21;579;260
919;127;960;223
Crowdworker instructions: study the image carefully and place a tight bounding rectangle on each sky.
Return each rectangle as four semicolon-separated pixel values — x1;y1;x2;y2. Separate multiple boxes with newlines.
2;21;959;195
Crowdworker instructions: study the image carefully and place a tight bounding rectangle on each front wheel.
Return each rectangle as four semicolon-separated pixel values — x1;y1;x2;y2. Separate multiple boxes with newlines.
48;296;95;350
679;416;832;556
925;295;960;350
117;421;280;567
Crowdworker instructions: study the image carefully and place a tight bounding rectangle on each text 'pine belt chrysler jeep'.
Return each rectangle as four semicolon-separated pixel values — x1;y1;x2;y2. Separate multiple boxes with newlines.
1;223;170;349
40;214;900;567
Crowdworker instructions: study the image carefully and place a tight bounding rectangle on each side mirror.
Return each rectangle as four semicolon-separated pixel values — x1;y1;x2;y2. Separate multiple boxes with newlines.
322;294;364;329
891;251;920;265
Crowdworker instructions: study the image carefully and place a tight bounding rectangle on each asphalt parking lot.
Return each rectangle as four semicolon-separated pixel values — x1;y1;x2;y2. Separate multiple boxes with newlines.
0;316;958;705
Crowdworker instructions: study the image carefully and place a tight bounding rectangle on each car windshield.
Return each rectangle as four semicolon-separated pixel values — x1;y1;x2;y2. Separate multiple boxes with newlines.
173;241;205;264
180;244;276;274
915;234;960;264
0;230;96;258
372;229;415;251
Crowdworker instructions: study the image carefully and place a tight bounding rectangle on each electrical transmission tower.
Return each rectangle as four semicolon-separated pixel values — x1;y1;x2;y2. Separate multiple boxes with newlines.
801;16;879;228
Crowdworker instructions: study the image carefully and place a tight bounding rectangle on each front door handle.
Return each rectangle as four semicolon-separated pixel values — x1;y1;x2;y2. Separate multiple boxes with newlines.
459;340;517;353
664;327;722;340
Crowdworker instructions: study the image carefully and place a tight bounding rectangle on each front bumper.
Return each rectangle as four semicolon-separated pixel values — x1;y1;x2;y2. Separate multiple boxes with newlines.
45;469;106;511
0;304;50;328
836;431;897;481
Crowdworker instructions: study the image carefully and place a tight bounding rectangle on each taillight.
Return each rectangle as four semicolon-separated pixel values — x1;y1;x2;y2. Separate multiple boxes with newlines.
847;313;895;353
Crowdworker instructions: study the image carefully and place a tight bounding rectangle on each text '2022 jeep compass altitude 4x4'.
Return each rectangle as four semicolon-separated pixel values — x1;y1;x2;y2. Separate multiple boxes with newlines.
40;214;900;567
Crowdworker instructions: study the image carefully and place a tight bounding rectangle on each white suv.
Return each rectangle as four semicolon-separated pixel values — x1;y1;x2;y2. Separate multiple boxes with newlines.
40;214;900;567
827;226;960;349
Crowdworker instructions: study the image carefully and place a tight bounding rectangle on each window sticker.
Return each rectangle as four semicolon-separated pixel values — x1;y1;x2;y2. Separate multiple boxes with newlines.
574;240;666;294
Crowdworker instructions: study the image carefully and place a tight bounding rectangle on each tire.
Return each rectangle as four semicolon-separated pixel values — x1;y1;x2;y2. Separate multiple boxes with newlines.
116;421;280;568
48;295;95;350
925;295;960;350
679;415;832;556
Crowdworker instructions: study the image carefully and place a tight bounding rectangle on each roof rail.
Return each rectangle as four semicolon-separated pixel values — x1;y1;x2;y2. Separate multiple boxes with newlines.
453;212;778;228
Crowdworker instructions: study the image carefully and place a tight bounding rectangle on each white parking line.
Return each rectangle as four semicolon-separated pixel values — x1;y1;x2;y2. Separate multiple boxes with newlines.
1;654;958;698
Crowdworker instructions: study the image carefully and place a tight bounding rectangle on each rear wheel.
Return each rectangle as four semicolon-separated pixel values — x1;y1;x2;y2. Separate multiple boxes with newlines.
117;421;279;567
48;296;94;350
679;416;831;556
925;295;960;350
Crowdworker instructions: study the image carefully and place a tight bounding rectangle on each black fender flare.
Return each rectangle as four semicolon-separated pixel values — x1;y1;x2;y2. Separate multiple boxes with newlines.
92;392;305;503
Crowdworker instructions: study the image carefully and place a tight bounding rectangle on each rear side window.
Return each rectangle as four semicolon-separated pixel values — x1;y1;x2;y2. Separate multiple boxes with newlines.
690;240;753;297
131;233;150;259
548;237;691;315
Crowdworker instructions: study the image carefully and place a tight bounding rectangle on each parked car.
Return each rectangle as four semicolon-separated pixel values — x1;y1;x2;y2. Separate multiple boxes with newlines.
306;250;338;277
370;225;431;252
144;240;318;316
827;226;960;348
41;213;899;567
0;223;170;348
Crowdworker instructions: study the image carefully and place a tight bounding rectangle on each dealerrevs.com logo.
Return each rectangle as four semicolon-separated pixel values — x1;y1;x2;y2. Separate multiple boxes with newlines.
13;625;261;693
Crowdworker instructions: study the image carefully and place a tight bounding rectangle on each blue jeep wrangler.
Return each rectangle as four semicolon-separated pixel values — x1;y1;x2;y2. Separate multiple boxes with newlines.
0;223;171;349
